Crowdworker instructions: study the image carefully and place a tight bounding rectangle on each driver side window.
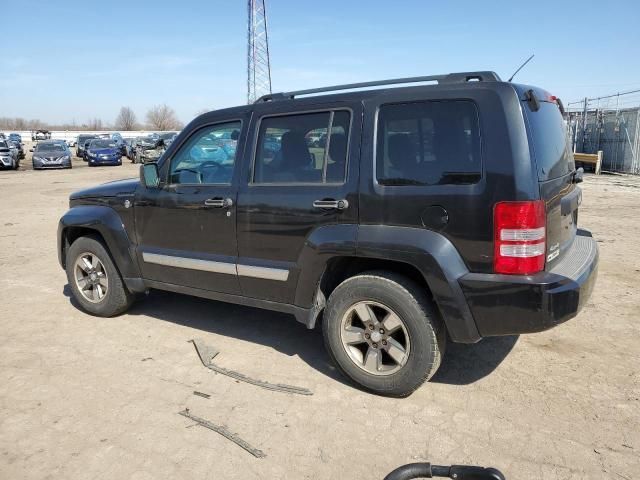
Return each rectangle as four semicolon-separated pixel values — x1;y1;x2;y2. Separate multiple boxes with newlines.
169;121;241;185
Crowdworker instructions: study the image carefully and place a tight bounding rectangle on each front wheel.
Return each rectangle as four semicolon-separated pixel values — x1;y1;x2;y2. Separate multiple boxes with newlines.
323;271;445;397
66;235;134;316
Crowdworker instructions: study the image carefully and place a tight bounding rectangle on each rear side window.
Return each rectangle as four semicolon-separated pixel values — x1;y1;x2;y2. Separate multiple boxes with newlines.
254;110;350;184
376;100;481;186
525;102;574;181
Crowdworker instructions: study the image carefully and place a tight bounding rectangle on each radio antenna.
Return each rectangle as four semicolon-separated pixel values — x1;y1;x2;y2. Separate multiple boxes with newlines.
508;54;535;82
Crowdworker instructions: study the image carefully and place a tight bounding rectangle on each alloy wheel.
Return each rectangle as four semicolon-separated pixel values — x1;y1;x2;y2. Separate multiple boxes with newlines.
74;252;109;303
339;301;411;376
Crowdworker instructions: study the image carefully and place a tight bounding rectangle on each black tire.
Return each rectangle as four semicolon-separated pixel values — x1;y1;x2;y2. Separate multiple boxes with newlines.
323;271;446;397
65;235;134;317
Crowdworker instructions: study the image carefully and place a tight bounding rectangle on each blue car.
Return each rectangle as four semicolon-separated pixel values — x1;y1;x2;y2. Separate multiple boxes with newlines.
85;139;122;166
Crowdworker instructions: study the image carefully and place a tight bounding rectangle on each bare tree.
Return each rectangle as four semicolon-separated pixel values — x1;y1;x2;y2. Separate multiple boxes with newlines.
114;107;137;131
146;104;182;131
87;118;103;130
14;118;27;130
28;119;44;129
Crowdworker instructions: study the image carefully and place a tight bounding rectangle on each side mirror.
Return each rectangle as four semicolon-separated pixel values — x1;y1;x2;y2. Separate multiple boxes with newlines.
140;163;160;188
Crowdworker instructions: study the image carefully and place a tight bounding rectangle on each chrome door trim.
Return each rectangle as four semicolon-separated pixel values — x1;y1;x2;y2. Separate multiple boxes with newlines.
142;252;237;275
142;252;289;281
237;264;289;281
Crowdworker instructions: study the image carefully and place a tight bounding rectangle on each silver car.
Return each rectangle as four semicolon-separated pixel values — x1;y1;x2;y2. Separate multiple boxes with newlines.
0;140;18;170
32;141;72;170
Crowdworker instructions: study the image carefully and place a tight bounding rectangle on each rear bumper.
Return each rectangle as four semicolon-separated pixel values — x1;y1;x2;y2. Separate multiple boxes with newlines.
459;230;598;337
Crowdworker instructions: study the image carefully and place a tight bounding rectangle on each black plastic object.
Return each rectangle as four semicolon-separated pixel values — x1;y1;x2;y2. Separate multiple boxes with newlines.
525;89;540;112
383;462;506;480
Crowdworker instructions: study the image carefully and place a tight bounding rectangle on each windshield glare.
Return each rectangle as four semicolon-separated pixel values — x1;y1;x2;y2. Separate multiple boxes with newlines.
36;144;65;152
90;140;116;149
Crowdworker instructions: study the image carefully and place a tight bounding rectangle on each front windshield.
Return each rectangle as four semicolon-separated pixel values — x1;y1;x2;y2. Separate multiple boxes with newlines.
89;140;116;149
36;144;66;153
0;141;7;148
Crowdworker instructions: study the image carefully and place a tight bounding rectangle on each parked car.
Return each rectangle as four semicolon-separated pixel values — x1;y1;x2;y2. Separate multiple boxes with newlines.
67;138;77;147
134;135;165;164
124;138;140;161
32;140;72;169
76;134;98;159
8;133;22;144
31;129;51;141
0;140;18;170
158;131;178;147
111;132;124;146
8;140;25;160
84;139;122;166
57;71;598;397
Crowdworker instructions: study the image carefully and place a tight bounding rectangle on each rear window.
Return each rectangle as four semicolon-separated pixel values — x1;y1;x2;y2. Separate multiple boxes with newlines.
376;100;481;186
525;101;574;181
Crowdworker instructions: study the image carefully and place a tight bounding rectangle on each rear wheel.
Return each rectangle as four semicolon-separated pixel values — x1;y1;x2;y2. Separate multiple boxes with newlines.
66;236;134;316
323;271;445;397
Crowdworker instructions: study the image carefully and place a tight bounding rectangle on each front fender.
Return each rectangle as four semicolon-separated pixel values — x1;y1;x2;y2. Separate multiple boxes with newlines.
57;205;142;283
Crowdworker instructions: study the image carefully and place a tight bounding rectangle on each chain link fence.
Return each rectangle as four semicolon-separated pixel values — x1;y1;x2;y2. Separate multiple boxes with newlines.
567;89;640;174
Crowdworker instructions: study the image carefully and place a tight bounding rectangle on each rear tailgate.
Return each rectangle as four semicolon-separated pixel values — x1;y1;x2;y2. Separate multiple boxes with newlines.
521;90;578;269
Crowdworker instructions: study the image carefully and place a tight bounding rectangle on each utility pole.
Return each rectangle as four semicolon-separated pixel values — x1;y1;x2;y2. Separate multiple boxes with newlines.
247;0;272;104
580;97;588;152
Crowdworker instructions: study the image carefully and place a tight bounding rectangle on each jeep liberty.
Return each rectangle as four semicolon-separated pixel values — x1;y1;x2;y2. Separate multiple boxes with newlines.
58;71;598;397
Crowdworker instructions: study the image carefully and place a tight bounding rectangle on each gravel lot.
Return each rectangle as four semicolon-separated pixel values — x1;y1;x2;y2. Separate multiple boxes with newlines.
1;148;638;479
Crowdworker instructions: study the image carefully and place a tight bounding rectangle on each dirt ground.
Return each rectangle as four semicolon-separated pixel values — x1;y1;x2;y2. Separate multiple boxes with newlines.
1;146;638;479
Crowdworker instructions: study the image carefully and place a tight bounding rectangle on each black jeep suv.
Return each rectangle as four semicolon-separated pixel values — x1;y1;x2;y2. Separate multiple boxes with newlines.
57;71;598;397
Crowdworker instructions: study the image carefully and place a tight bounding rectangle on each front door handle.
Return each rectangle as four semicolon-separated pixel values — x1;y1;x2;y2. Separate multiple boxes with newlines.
313;199;349;210
204;197;233;208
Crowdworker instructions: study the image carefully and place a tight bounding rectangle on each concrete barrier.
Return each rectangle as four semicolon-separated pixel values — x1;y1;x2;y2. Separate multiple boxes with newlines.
1;130;172;142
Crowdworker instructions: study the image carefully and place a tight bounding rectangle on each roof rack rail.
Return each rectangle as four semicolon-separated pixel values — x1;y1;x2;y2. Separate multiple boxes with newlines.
255;71;501;103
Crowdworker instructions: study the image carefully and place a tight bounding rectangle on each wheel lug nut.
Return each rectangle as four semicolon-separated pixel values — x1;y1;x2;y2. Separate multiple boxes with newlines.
379;328;384;334
368;324;374;330
365;333;370;339
382;340;387;346
372;343;378;349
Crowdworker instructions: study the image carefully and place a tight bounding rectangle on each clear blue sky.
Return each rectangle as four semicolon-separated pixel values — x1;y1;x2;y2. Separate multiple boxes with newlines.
2;0;639;125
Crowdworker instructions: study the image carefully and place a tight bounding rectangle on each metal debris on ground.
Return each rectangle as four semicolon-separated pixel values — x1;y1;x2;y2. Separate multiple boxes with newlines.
189;338;313;396
178;409;266;458
193;391;211;399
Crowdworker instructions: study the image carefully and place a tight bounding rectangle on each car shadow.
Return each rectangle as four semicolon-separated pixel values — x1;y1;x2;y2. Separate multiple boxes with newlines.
432;335;520;385
127;289;352;387
62;285;517;389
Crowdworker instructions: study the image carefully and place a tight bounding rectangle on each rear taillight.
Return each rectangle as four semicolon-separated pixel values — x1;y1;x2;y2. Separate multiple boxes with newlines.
494;200;546;275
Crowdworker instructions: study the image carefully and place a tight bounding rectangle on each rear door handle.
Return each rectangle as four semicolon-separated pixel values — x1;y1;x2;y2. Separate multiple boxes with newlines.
204;197;233;208
313;199;349;210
